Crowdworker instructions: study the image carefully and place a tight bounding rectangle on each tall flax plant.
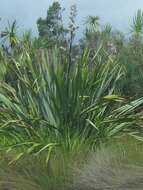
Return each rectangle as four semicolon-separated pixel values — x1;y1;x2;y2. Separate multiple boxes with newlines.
0;47;143;160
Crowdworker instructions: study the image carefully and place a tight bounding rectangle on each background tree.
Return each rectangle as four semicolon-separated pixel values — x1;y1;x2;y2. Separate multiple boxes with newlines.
37;1;68;48
119;9;143;98
0;20;18;53
84;16;100;49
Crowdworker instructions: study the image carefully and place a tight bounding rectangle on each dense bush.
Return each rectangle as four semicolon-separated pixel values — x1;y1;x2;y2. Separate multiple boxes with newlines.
0;2;143;189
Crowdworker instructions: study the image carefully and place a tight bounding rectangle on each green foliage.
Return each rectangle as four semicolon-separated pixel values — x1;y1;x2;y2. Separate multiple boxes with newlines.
1;20;18;50
37;1;67;48
85;16;100;34
118;10;143;97
131;9;143;35
0;46;143;161
0;3;143;189
119;42;143;97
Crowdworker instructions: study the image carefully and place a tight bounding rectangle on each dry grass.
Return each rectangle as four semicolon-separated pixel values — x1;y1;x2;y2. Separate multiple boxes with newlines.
73;142;143;190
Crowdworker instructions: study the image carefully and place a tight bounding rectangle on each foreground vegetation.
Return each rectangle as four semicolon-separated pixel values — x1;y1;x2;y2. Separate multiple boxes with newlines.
0;1;143;189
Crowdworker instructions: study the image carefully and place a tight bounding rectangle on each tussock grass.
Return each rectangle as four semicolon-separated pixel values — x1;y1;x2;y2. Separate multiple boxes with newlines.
73;139;143;190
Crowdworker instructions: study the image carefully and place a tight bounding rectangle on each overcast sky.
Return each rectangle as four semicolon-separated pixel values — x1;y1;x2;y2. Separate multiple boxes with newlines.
0;0;143;36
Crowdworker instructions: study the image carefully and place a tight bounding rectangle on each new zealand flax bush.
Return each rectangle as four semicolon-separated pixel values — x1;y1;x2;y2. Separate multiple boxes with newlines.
1;6;143;190
0;47;143;162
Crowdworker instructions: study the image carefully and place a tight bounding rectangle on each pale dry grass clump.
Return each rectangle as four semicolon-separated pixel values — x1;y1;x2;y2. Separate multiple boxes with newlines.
0;170;40;190
74;147;143;190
